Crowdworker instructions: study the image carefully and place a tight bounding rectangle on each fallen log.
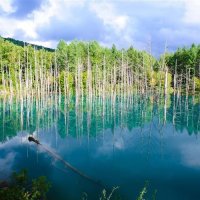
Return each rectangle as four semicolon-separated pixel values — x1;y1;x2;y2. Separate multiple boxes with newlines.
28;136;104;188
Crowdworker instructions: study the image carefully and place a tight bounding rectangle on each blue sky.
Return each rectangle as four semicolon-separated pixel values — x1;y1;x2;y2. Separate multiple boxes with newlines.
0;0;200;56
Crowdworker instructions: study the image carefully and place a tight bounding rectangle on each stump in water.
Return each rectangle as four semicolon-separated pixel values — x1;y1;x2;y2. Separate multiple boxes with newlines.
28;136;40;145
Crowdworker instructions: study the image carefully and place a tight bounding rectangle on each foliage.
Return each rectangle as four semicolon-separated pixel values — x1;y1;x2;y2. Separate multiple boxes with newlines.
193;77;200;91
97;183;156;200
137;182;148;200
0;37;199;95
0;170;51;200
0;171;156;200
99;187;119;200
166;44;200;77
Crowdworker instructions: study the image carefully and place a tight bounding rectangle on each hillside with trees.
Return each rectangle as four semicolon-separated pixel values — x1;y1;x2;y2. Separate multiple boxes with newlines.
2;36;54;52
0;37;199;98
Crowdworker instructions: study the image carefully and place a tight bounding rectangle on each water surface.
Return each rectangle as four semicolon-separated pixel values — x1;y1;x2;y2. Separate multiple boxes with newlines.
0;95;200;200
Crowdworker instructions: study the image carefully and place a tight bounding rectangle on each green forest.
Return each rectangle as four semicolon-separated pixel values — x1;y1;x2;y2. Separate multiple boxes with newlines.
0;36;200;98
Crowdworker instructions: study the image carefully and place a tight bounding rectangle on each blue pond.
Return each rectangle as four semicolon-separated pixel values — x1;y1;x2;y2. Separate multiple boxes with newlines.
0;95;200;200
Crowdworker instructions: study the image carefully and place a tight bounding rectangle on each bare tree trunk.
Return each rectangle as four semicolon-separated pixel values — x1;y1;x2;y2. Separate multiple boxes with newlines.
87;44;92;100
164;67;168;97
174;59;177;95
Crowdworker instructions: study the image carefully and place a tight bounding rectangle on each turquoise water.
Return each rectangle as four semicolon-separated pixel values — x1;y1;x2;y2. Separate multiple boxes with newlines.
0;95;200;200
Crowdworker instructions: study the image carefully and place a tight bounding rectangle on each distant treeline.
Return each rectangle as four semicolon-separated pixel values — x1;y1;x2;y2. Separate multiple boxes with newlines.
0;37;200;97
2;36;55;52
167;44;200;77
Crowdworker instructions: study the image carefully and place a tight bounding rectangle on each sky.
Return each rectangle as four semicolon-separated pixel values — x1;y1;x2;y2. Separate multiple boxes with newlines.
0;0;200;56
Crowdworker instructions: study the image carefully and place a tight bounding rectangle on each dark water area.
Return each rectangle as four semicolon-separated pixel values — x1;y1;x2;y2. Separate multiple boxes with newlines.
0;95;200;200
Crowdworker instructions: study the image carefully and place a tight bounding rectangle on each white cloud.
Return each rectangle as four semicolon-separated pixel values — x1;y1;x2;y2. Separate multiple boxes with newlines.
183;0;200;25
27;40;57;48
0;0;86;42
0;0;16;14
0;17;38;39
22;0;86;39
90;2;129;32
0;18;15;37
90;1;133;46
0;0;200;53
0;1;17;38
